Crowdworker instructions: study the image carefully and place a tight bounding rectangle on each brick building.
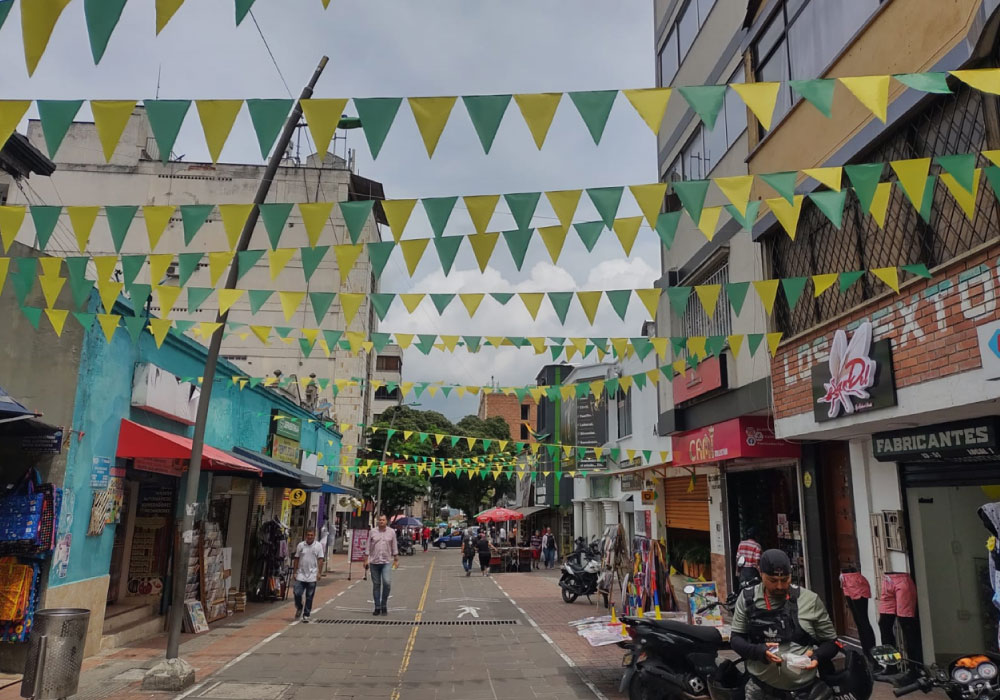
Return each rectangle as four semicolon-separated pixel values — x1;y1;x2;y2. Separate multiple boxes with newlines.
477;392;538;443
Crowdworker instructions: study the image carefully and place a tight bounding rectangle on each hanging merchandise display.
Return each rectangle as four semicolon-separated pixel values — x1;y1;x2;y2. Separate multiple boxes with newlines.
622;537;672;618
199;522;228;623
249;517;289;602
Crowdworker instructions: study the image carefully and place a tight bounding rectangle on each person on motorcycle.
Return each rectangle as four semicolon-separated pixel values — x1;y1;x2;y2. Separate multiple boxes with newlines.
730;549;840;700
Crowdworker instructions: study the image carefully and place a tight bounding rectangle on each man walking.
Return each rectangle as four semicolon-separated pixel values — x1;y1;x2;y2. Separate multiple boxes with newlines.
542;528;558;569
530;530;542;570
461;533;476;576
422;525;431;552
736;526;763;583
364;514;399;616
292;528;324;622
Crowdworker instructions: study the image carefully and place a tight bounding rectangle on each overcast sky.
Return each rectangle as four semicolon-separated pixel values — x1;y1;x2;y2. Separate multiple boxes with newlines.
2;0;659;420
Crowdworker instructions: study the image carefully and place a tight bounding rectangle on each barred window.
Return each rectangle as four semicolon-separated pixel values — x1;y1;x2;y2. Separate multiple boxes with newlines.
681;262;732;339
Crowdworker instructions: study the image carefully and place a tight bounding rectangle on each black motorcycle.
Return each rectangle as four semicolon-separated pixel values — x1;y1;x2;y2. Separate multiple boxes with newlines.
398;535;415;556
875;646;1000;700
559;539;601;603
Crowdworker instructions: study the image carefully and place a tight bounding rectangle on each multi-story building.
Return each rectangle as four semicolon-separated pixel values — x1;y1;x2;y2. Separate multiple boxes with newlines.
477;391;538;444
371;344;403;422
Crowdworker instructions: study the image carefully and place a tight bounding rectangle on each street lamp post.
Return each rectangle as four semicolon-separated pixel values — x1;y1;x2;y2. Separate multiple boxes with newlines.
374;402;420;517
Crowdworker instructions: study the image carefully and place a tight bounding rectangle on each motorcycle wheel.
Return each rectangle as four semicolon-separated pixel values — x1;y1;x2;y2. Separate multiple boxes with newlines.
561;588;578;604
628;672;655;700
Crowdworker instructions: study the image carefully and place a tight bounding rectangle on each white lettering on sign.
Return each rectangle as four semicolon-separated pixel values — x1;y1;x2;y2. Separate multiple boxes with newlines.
874;426;991;454
960;269;996;319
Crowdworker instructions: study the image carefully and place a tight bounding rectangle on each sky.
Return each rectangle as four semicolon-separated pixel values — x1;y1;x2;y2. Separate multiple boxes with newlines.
1;0;660;420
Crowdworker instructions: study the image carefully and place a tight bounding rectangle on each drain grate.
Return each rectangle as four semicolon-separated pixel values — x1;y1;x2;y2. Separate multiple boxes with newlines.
312;619;518;626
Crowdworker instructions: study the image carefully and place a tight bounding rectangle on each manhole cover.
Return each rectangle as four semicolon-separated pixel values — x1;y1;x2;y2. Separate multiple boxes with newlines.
199;682;290;699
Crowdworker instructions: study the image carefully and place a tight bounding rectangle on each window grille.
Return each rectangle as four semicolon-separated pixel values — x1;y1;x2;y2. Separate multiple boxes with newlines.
680;263;732;339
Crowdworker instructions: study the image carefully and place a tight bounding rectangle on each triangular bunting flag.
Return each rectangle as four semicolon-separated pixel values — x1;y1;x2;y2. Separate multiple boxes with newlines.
142;205;175;250
890;158;932;210
22;0;72;76
459;293;484;318
789;79;836;117
300;99;349;159
180;204;213;245
144;99;191;163
538;225;569;264
195;99;243;163
845;163;885;213
246;99;292;158
726;281;751;316
752;279;780;315
399;238;429;276
568;90;618;144
92;100;136;161
309;291;335;324
765;195;804;240
731;82;781;130
433;236;463;275
714;175;754;215
408;97;457;157
340;200;375;244
519;293;545;321
36;100;83;157
673;179;710;222
677;85;727;129
694;285;721;318
622;87;671;133
462;95;511;154
808;190;847;228
353;97;403;159
812;273;838;297
513;93;562;149
67;206;99;252
577;291;602;324
839;75;890;122
502;228;533;270
612;216;643;255
782;277;808;310
760;171;797;204
871;267;900;293
219;203;255;250
468;232;499;272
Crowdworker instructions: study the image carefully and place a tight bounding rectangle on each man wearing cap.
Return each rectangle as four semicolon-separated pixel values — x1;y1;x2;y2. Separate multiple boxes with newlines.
730;549;840;700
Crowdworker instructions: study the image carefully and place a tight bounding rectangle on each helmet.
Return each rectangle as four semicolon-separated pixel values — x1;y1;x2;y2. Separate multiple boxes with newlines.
821;649;874;700
708;660;746;700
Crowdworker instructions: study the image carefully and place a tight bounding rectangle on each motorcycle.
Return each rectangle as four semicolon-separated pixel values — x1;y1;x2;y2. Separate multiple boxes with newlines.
398;535;415;556
874;646;1000;700
559;542;601;603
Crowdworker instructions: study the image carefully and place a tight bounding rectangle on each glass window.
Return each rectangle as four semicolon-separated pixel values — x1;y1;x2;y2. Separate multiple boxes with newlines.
678;0;699;60
658;31;679;87
755;12;786;61
725;67;747;148
758;44;792;127
666;154;684;181
682;128;706;180
617;390;632;439
697;0;716;26
704;113;727;175
787;0;879;81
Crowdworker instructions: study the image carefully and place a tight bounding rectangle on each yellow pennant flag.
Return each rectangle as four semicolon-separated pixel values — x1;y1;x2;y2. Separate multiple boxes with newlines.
513;93;563;149
765;195;804;240
672;358;686;375
345;331;365;352
560;385;575;401
802;167;843;191
97;280;123;313
622;88;671;133
22;0;71;75
334;243;364;276
485;336;504;348
629;183;668;228
812;273;838;297
408;97;457;157
869;182;893;228
441;336;460;352
219;204;255;250
727;335;744;358
0;258;9;294
839;75;890;122
381;199;417;242
871;267;900;293
731;82;781;130
569;337;587;356
591;379;606;396
950;68;1000;95
196;100;244;163
156;0;185;34
268;248;296;280
0;102;31;157
577;291;602;324
463;194;500;235
250;325;271;344
538;225;569;263
467;232;499;272
612;216;643;255
940;168;981;220
340;293;365;326
985;150;1000;167
142;205;176;250
149;253;173;285
459;293;485;317
399;238;429;276
714;175;755;215
208;251;234;286
92;101;136;162
766;332;783;357
47;308;73;337
298;201;334;247
0;206;27;253
635;288;661;318
300;99;349;158
890;158;932;210
97;314;120;343
651;337;668;359
197;322;222;339
529;337;547;354
697;206;723;241
694;284;721;318
93;256;118;283
620;376;634;393
545;190;582;230
519;292;545;320
154;285;182;314
38;275;65;308
399;294;425;313
646;369;660;385
218;288;245;315
67;206;99;252
752;279;781;315
687;337;707;360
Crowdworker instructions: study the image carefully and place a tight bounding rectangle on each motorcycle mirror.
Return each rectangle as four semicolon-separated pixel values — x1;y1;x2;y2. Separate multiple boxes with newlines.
683;584;696;595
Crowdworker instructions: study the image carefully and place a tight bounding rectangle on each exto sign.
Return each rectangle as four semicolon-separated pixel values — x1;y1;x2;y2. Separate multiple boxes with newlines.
671;416;801;467
811;321;896;422
872;418;1000;463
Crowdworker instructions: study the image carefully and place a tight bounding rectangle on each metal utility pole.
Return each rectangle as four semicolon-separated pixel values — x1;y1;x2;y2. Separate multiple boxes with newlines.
152;57;328;686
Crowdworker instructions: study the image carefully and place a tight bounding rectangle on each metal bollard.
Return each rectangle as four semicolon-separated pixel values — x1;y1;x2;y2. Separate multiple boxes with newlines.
21;609;90;700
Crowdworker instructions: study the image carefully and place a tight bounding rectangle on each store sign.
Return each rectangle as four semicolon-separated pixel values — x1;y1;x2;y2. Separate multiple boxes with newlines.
673;356;725;404
21;431;63;454
976;320;1000;380
641;489;655;505
811;321;896;422
131;363;199;425
271;435;299;466
272;412;302;441
620;471;644;491
133;457;185;476
872;417;1000;463
671;415;801;467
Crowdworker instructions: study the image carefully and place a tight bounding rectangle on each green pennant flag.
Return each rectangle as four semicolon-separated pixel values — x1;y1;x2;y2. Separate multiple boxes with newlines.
705;335;727;357
422;196;457;238
490;292;513;305
839;270;865;292
809;189;847;228
417;432;429;443
574;221;604;252
84;0;128;63
609;447;621;461
366;241;394;279
172;320;196;335
237;249;266;281
936;153;976;193
144;100;192;164
105;205;137;252
724;201;761;231
370;293;394;321
502;228;533;270
433;236;462;275
546;444;559;459
672;180;710;222
760;172;797;204
258;202;294;249
20;306;42;330
248;289;273;313
789;79;836;117
176;252;203;287
654;211;681;249
569;90;618;144
371;332;391;354
340;200;375;244
604;377;619;398
678;85;727;129
550;346;564;361
747;333;765;357
902;263;933;279
323;329;343;349
504;192;540;231
631;337;654;360
918;175;935;223
68;274;94;309
298;338;315;358
180;204;214;245
430;293;455;315
187;287;213;312
666;286;691;315
309;292;335;324
416;334;437;355
461;94;513;155
548;292;573;324
246;99;293;158
120;255;146;290
0;2;13;33
30;206;62;250
353;97;403;158
591;337;608;353
670;336;687;355
441;386;453;397
463;336;482;352
782;277;808;310
895;72;952;94
606;290;631;320
73;312;96;331
275;327;294;339
36;100;83;157
235;0;257;24
11;258;36;307
575;381;592;398
845;163;884;213
300;245;329;282
726;281;751;315
587;186;624;227
123;316;146;344
985;166;1000;204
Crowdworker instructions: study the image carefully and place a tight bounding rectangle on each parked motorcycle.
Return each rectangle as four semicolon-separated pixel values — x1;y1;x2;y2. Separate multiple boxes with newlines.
875;646;1000;700
559;543;601;603
398;535;415;556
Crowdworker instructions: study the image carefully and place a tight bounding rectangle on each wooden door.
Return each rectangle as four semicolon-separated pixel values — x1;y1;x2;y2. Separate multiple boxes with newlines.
106;480;134;604
819;444;859;638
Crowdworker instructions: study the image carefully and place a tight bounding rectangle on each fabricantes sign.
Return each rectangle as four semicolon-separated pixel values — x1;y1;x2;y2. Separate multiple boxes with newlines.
671;415;801;467
811;321;896;422
872;418;1000;463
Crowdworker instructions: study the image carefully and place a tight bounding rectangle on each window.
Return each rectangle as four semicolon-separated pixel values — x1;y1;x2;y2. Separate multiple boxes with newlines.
520;424;530;440
679;263;733;340
671;65;745;181
591;476;612;499
724;67;747;148
374;386;400;401
696;0;716;26
677;1;699;60
682;129;707;180
617;389;632;439
376;356;401;371
658;31;679;87
520;404;530;420
657;0;715;88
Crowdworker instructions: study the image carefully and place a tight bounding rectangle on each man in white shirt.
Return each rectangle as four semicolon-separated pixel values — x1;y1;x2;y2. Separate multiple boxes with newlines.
292;528;324;622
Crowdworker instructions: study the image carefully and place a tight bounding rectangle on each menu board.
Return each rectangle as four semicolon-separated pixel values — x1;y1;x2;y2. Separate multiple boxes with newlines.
575;394;608;470
127;482;175;598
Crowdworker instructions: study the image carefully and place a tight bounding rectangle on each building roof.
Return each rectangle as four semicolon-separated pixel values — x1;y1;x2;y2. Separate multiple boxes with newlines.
0;133;55;179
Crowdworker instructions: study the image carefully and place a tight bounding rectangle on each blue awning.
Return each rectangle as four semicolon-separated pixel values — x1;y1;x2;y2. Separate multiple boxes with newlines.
319;482;360;497
229;446;323;489
0;385;61;436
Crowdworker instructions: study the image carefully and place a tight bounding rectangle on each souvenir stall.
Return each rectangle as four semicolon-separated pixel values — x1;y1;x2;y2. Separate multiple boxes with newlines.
598;523;631;611
621;537;673;617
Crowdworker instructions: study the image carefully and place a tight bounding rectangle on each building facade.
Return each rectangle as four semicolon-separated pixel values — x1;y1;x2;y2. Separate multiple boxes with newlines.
477;391;538;444
371;344;404;421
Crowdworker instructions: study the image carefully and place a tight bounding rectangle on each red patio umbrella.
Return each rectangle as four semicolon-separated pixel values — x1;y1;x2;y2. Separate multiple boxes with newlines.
475;507;524;523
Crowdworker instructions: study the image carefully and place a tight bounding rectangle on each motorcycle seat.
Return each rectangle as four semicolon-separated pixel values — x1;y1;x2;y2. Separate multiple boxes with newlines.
637;619;723;644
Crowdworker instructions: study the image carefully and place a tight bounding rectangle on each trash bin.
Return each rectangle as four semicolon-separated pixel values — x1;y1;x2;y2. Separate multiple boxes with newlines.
20;609;90;700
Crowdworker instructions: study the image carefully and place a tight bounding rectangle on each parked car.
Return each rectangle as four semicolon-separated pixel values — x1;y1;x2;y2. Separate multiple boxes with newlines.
433;532;464;549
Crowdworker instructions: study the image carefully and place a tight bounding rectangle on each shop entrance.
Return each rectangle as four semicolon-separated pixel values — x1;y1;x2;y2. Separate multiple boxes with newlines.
726;465;804;583
818;443;859;639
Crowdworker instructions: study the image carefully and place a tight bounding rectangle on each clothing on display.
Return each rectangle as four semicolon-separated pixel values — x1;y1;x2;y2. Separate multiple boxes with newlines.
839;568;876;655
978;503;1000;650
877;572;922;664
250;518;289;601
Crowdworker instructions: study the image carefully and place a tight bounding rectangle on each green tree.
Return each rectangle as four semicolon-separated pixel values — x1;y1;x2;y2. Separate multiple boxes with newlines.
354;472;428;519
434;415;516;521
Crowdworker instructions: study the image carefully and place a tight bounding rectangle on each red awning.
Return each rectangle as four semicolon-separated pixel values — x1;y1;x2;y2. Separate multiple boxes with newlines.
116;419;262;476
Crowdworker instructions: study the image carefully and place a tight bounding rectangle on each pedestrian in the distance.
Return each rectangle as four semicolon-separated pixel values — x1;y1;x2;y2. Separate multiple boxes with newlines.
364;514;399;616
292;528;324;623
542;527;558;569
530;530;542;570
422;525;431;552
462;534;476;576
476;532;492;576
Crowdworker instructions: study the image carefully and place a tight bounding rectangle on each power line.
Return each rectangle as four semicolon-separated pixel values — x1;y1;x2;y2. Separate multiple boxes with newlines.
249;10;293;99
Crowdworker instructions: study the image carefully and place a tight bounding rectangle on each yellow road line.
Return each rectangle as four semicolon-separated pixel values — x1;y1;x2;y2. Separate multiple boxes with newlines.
389;559;435;700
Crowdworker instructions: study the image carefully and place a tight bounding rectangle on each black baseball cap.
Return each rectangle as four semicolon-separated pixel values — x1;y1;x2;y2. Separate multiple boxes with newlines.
759;549;791;576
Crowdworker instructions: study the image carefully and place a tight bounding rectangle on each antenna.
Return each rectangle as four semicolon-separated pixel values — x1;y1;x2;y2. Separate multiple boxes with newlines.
155;65;162;99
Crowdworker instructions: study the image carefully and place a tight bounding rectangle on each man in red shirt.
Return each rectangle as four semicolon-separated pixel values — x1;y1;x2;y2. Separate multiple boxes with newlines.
736;527;762;583
422;526;431;552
